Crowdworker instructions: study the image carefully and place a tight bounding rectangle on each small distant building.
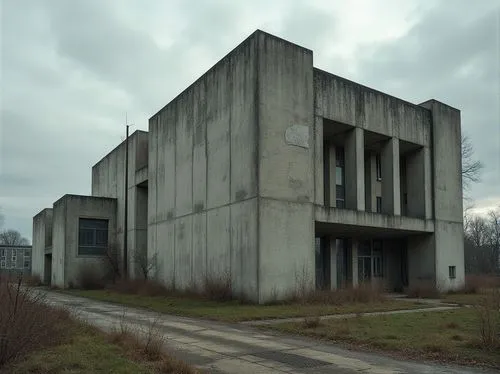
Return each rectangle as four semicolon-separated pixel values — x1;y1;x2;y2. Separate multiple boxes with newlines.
0;245;32;276
32;30;465;302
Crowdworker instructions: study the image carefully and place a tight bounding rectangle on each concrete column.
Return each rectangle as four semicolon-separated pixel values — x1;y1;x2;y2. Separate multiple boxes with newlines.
314;116;324;206
423;147;433;220
419;100;464;292
328;144;336;208
364;154;372;212
330;237;338;289
351;239;359;287
345;127;365;211
381;138;401;215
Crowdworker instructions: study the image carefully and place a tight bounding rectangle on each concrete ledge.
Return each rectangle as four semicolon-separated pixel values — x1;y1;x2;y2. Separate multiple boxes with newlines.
315;206;434;235
135;166;148;186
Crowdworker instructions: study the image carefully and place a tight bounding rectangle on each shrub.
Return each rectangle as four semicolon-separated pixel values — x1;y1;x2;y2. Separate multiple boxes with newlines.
462;274;500;294
405;280;441;299
476;288;500;350
303;316;321;328
0;277;72;368
108;315;198;373
23;274;42;287
78;264;106;290
108;278;171;297
202;273;232;302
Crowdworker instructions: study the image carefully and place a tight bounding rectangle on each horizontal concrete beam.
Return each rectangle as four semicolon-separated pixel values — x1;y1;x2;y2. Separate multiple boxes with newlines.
315;206;434;234
135;166;148;186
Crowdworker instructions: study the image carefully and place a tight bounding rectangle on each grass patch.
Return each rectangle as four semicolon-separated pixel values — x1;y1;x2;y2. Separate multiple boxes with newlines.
65;289;427;322
1;276;197;373
444;292;498;305
267;308;500;368
6;324;153;374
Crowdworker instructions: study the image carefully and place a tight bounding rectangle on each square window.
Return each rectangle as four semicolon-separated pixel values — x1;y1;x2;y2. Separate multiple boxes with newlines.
449;266;456;279
78;218;109;256
0;261;5;268
24;261;30;269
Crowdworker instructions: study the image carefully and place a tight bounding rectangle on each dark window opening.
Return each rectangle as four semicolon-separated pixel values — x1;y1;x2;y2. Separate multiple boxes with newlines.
376;154;382;181
335;147;345;208
376;196;382;213
315;237;330;290
449;266;456;279
78;218;109;256
373;240;383;277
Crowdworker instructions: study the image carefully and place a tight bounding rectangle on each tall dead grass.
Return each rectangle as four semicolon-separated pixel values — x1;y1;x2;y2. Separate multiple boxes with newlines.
462;274;500;294
109;315;198;373
105;272;234;302
0;276;72;368
476;288;500;350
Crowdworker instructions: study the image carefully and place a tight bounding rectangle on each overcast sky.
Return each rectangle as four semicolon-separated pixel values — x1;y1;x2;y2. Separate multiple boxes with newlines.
1;0;499;241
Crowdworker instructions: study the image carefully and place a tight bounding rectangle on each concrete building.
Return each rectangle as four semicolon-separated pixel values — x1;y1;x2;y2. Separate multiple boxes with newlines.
0;245;31;276
32;30;464;301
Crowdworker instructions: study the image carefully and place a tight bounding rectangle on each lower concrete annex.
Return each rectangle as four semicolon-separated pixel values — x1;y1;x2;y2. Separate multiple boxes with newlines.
32;30;464;303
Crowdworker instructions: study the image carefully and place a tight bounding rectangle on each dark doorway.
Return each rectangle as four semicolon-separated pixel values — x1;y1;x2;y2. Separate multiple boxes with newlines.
44;254;52;285
400;244;409;288
336;238;352;288
315;237;330;290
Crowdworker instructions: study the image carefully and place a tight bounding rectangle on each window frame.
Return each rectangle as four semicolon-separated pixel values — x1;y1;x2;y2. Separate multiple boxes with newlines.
449;266;456;279
78;218;109;256
335;147;346;209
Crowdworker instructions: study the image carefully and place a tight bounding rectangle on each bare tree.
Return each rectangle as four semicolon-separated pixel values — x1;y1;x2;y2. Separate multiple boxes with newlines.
461;135;484;193
134;250;157;280
0;229;29;246
464;207;500;274
104;243;121;282
488;208;500;271
0;207;4;229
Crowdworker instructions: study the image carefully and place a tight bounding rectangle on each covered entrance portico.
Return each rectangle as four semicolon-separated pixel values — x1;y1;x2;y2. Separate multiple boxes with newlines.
314;220;430;292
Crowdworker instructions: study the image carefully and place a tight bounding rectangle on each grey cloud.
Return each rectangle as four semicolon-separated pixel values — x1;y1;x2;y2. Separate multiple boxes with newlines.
350;1;500;204
1;0;499;241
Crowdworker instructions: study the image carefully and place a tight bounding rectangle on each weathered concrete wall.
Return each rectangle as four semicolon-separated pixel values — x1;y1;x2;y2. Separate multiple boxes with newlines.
407;233;436;286
259;199;314;301
256;32;315;302
51;197;66;287
148;31;259;298
32;208;52;280
314;70;432;146
92;130;148;278
420;100;464;291
51;195;117;288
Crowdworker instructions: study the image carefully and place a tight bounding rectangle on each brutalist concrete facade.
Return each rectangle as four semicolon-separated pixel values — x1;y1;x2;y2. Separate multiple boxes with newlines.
32;30;464;301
